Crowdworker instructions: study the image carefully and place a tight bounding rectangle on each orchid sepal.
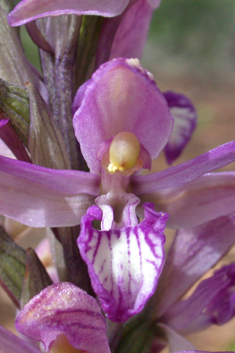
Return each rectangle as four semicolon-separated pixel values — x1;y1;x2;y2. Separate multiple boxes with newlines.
8;0;130;26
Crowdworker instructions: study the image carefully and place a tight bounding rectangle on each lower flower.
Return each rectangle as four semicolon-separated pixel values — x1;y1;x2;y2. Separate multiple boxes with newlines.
13;282;111;353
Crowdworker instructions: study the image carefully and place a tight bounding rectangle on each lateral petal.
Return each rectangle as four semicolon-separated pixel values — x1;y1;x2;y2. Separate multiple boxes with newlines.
78;203;167;322
132;140;235;194
0;156;100;227
140;172;235;229
8;0;130;26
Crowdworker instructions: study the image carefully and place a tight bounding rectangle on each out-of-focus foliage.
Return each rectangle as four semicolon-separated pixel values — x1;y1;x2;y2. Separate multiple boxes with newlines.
149;0;235;65
19;0;235;73
20;26;41;71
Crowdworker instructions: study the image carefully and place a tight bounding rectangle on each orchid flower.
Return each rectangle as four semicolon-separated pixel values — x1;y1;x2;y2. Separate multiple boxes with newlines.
8;0;161;26
117;214;235;352
0;282;111;353
0;281;232;353
155;263;235;353
1;59;235;322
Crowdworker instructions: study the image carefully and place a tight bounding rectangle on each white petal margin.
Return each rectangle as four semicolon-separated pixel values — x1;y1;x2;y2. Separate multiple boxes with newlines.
163;91;197;165
78;203;168;322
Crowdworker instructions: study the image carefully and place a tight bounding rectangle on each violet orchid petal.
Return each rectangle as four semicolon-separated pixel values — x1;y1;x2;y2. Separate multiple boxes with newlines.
162;264;235;335
110;0;154;60
73;58;174;173
16;282;111;353
204;265;235;326
140;172;235;229
153;213;235;318
0;325;40;353
8;0;130;26
0;156;100;227
132;140;235;194
0;155;100;194
163;91;197;165
78;203;167;322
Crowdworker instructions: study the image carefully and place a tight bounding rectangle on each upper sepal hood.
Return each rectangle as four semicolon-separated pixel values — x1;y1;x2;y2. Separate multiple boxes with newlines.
73;58;174;174
15;282;111;353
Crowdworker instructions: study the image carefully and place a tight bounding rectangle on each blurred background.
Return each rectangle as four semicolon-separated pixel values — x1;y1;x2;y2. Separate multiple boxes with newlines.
1;0;235;351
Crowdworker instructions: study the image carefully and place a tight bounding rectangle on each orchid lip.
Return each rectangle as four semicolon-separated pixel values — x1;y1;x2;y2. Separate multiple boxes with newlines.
78;202;168;322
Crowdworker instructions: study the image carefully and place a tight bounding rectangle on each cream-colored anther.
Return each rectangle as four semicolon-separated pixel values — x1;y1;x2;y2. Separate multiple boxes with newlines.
50;334;86;353
108;132;140;173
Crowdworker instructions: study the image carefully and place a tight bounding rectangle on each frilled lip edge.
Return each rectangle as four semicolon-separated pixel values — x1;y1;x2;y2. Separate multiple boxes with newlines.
78;202;168;322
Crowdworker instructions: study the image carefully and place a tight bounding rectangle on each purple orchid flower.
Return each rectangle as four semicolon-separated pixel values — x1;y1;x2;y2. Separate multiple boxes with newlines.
0;58;235;322
147;214;235;352
0;281;232;353
0;282;111;353
8;0;161;26
162;263;235;334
